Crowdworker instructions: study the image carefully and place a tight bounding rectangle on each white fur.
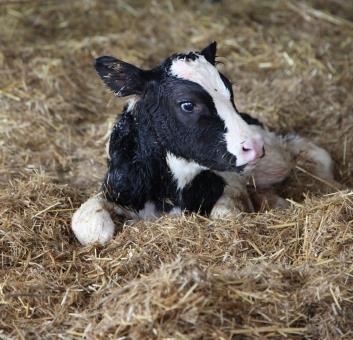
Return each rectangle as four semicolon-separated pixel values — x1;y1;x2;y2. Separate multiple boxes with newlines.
115;201;161;220
216;170;247;191
105;136;111;160
169;207;182;216
309;147;333;179
210;195;236;218
105;97;138;167
247;126;294;188
126;96;138;112
166;152;206;189
170;55;261;166
71;196;115;245
286;136;334;179
137;201;160;220
211;171;253;218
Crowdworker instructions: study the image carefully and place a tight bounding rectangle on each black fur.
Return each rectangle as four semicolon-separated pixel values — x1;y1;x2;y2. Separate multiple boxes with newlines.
181;170;225;215
102;102;228;215
97;42;264;216
239;112;264;127
200;41;217;65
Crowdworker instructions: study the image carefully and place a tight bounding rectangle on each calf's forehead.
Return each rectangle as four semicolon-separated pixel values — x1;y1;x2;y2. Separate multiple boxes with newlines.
169;55;230;99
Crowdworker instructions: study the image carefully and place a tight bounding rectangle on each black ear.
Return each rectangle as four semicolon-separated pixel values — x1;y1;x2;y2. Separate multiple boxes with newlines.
94;56;147;96
200;41;217;65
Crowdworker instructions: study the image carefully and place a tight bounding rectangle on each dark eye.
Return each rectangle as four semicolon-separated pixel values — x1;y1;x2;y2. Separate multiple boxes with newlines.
180;102;194;113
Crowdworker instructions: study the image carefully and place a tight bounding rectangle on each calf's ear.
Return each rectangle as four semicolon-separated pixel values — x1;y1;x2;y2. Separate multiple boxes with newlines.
200;41;217;65
94;56;147;96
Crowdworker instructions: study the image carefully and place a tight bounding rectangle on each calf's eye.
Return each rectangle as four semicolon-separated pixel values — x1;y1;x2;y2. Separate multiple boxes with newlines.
180;101;195;113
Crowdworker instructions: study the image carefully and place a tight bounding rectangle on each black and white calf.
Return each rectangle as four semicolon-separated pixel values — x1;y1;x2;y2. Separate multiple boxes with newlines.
72;42;334;245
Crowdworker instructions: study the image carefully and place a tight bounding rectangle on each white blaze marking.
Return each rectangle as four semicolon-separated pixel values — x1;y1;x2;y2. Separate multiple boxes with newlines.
166;152;206;189
170;55;256;166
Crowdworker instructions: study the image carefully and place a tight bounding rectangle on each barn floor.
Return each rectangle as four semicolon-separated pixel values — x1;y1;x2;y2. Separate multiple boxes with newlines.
1;0;353;338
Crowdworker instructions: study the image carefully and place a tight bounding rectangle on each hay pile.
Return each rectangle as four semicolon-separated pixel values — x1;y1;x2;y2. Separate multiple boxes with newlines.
1;0;353;338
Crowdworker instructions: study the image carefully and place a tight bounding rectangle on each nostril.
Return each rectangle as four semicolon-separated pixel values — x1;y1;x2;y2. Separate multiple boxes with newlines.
242;146;252;152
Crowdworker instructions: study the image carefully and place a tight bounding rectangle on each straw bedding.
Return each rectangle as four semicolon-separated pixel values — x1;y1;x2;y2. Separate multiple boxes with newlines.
1;0;353;338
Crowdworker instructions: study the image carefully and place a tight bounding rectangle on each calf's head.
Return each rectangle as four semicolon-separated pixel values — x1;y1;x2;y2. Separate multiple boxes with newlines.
95;42;264;172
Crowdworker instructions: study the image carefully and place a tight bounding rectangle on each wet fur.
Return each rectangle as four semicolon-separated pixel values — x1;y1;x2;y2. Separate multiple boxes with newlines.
71;43;335;245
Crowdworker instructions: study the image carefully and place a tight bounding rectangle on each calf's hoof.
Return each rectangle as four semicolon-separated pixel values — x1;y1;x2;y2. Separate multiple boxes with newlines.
210;205;235;219
71;196;115;245
210;193;252;219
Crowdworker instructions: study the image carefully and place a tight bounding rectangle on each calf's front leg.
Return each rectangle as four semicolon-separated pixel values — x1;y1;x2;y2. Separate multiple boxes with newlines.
210;173;254;218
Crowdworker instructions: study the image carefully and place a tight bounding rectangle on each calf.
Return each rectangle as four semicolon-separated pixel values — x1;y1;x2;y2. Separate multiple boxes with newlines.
72;42;334;245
